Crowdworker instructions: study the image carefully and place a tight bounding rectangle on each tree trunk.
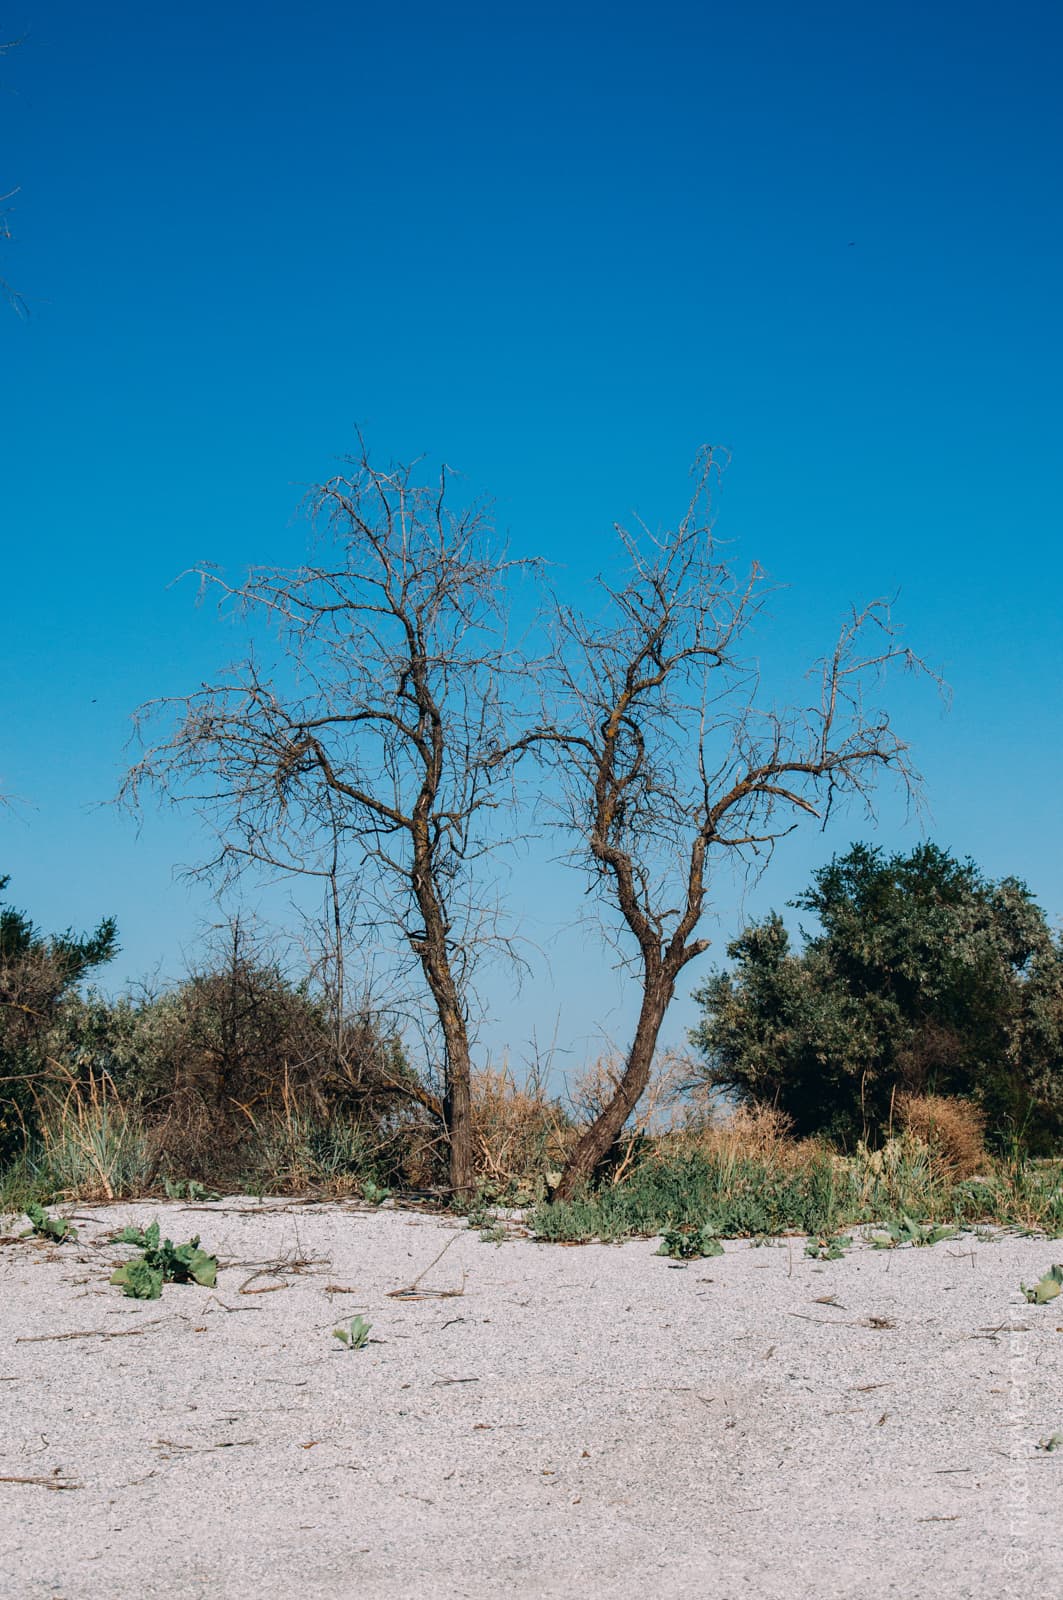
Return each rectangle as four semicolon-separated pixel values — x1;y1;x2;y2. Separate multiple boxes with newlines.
412;863;476;1195
443;1036;475;1195
553;977;673;1201
415;966;475;1194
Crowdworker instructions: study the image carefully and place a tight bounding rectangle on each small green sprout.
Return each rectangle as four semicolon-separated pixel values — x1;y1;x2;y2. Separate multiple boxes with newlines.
333;1315;372;1350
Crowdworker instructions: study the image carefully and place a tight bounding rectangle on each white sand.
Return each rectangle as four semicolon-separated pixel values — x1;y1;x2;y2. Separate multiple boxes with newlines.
1;1199;1061;1599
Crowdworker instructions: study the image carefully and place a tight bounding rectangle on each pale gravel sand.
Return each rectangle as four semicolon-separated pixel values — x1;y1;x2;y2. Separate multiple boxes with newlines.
1;1199;1061;1599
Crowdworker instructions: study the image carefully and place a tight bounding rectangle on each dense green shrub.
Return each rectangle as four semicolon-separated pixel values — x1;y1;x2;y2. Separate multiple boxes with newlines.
0;874;118;1162
691;843;1063;1151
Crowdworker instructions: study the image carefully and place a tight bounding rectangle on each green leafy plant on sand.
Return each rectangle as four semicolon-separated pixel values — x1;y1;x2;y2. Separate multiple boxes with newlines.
656;1222;724;1260
162;1177;220;1201
805;1232;853;1261
1021;1265;1062;1305
870;1216;957;1250
24;1204;78;1243
108;1219;218;1299
360;1179;391;1207
333;1315;372;1350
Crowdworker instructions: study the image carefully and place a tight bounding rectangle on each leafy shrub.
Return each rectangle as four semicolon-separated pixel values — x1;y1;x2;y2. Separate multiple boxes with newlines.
0;874;117;1163
691;843;1063;1151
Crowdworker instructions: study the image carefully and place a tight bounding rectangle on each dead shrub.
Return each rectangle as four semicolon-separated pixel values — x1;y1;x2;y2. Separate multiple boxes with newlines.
895;1092;987;1177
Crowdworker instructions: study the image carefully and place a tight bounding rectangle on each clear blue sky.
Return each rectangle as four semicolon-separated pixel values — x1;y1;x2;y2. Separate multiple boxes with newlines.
3;2;1061;1086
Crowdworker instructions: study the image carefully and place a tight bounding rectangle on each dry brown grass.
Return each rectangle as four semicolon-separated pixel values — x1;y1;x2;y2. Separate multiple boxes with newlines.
894;1092;988;1178
470;1066;572;1192
672;1101;825;1173
562;1053;704;1185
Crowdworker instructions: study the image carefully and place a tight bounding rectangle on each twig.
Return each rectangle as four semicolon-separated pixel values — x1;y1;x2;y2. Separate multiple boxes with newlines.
153;1439;258;1455
15;1324;166;1343
202;1297;262;1314
410;1233;459;1289
0;1475;80;1490
388;1233;466;1299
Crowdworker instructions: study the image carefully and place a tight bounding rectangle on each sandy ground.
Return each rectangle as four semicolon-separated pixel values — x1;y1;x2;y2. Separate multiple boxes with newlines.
1;1198;1061;1600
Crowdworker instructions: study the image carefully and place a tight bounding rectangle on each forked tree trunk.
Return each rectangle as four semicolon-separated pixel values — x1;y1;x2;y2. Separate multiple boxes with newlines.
553;975;674;1201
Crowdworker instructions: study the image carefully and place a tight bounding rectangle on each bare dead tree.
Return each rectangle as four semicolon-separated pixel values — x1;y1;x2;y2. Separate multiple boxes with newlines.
533;448;934;1199
122;443;532;1193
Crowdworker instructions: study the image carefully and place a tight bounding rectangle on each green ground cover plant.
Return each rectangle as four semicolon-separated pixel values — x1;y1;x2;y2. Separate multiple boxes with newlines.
869;1216;957;1249
528;1149;846;1243
656;1222;724;1259
526;1145;1063;1245
108;1220;218;1300
162;1178;220;1201
23;1203;77;1242
805;1232;853;1260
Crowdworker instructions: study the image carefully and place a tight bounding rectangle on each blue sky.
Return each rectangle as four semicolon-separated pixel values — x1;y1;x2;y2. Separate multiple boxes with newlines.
3;2;1061;1086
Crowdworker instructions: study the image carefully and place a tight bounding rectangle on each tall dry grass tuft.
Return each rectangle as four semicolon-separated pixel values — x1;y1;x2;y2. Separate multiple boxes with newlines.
677;1102;824;1174
470;1066;571;1192
895;1093;988;1178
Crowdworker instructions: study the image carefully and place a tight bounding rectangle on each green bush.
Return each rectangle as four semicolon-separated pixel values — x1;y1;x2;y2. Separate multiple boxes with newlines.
0;873;118;1163
691;843;1063;1151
